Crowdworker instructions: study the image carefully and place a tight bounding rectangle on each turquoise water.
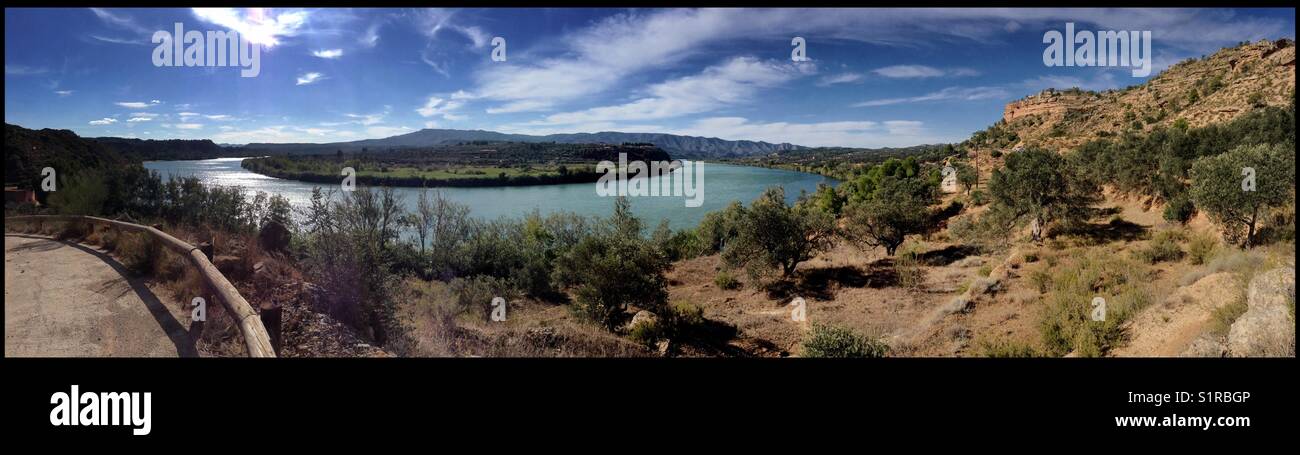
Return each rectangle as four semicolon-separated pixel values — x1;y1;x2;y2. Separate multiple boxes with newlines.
143;158;837;231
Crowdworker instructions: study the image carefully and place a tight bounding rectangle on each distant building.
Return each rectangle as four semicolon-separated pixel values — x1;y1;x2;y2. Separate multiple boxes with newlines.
940;160;960;194
4;186;38;206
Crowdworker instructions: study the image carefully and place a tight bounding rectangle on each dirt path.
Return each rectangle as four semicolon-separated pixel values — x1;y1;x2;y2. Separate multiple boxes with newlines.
4;234;197;357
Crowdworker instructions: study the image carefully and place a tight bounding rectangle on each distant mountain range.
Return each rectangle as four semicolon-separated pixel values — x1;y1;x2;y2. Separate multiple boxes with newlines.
241;129;807;158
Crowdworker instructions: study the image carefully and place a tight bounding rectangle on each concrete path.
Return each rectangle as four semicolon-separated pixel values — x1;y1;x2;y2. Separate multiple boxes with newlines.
4;234;197;357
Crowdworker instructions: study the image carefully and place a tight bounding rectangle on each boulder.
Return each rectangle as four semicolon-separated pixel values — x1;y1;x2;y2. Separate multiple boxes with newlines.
944;296;972;314
629;310;658;329
1227;267;1295;357
258;221;292;253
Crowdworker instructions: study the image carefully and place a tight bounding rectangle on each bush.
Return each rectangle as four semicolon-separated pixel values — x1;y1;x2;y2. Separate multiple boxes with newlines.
801;324;889;358
1187;231;1220;265
662;301;706;340
1162;194;1195;224
1133;230;1185;264
1038;250;1152;357
448;275;519;321
552;198;670;330
978;337;1043;357
627;319;662;346
893;253;926;290
713;271;741;290
116;231;161;275
1210;295;1249;337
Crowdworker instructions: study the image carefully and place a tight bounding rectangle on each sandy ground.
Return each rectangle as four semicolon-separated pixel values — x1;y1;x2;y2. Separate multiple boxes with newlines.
4;234;196;357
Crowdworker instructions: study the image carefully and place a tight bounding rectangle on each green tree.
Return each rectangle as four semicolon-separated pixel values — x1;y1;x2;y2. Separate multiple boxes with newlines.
842;176;936;256
955;161;978;192
723;187;836;280
552;198;670;329
1189;143;1295;248
987;148;1101;241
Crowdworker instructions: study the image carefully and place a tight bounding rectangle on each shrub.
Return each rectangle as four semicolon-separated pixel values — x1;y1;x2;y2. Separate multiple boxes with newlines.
977;264;993;277
447;275;519;321
1162;194;1195;224
893;252;926;290
1210;294;1249;337
1187;231;1219;265
1028;268;1053;294
553;198;670;330
662;301;706;339
978;337;1043;357
116;231;161;275
1038;250;1153;357
713;271;741;290
627;319;662;346
801;324;889;358
1133;230;1185;264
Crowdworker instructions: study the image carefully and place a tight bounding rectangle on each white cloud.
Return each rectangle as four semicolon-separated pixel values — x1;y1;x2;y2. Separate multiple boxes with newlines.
873;65;946;78
89;118;117;125
532;56;812;126
311;49;343;59
88;8;149;34
6;64;48;75
667;117;944;148
54;90;74;96
127;117;152;122
191;7;308;48
296;72;325;85
854;86;1010;107
115;101;159;109
818;73;865;86
416;95;466;121
415;9;490;48
89;35;148;46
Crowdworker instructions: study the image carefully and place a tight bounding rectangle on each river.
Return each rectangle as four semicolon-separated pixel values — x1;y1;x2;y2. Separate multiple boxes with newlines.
144;158;837;231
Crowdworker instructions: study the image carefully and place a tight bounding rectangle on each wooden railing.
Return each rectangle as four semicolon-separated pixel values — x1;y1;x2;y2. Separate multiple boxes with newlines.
5;215;277;358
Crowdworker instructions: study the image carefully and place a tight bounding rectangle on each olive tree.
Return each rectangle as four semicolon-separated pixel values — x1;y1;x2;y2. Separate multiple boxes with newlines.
722;187;836;280
1189;143;1295;248
987;148;1100;241
842;176;936;256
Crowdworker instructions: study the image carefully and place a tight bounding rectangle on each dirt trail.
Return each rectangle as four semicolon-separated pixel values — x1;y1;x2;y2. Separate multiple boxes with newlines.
4;234;196;357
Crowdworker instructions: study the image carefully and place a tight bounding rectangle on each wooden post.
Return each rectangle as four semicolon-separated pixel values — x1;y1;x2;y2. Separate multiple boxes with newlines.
260;302;282;355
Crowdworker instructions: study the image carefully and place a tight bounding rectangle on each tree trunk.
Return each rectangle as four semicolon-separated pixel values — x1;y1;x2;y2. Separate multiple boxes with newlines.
1245;208;1258;249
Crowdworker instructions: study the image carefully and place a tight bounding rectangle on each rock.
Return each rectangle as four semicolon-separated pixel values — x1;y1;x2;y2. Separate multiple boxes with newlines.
969;277;1000;296
1227;267;1296;357
1180;334;1228;358
629;310;658;329
945;296;972;314
656;340;672;357
258;220;292;253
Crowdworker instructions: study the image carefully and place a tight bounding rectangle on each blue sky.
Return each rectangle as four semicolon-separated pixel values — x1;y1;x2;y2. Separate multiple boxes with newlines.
4;8;1295;147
